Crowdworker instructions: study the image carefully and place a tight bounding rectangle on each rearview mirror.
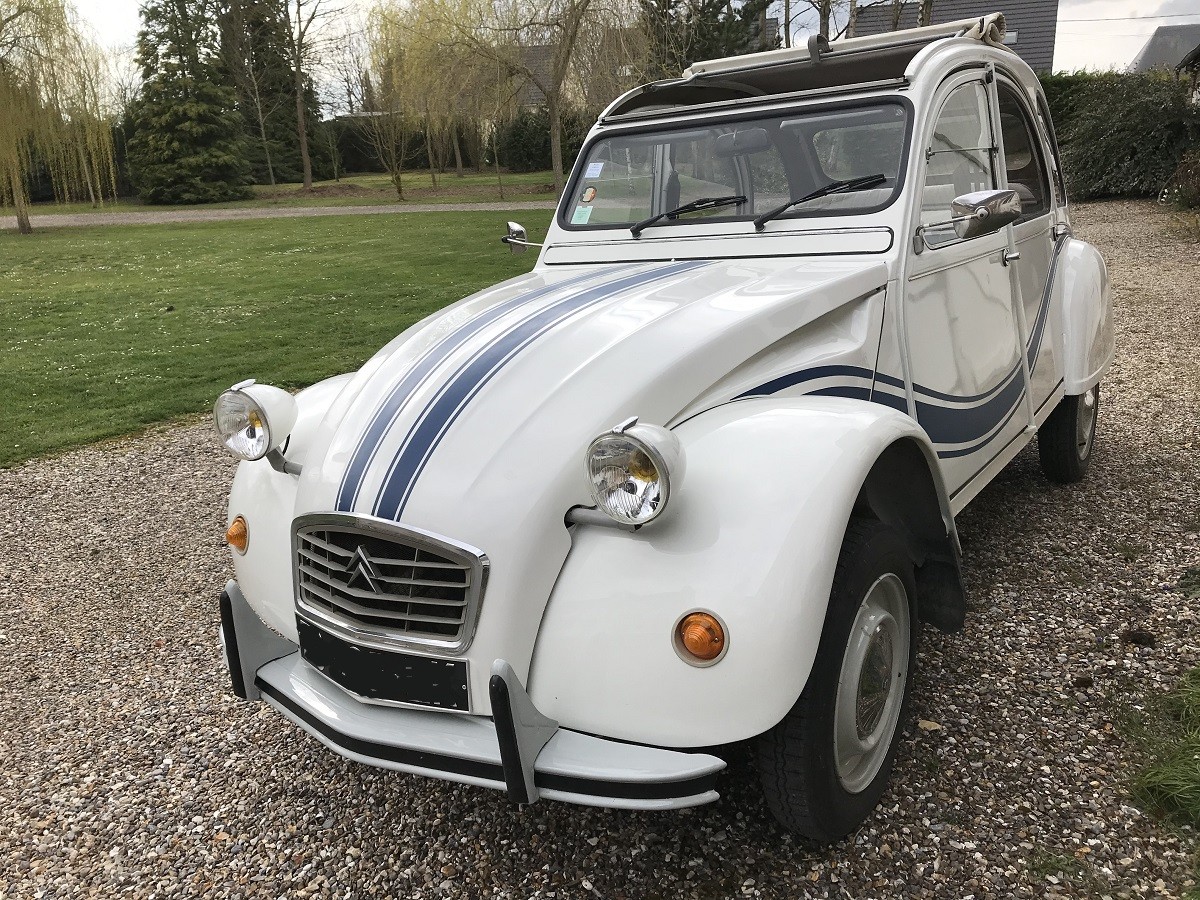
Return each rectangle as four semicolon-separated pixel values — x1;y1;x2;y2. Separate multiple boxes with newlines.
713;128;772;158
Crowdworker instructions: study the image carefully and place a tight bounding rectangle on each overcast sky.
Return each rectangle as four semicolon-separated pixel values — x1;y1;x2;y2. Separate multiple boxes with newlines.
74;0;1200;75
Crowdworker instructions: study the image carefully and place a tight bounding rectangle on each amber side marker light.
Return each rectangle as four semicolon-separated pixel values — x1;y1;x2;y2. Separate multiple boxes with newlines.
225;516;249;554
675;611;726;665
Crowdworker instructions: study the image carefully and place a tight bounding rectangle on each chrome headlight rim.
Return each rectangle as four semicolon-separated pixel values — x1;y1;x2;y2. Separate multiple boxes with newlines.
584;419;683;527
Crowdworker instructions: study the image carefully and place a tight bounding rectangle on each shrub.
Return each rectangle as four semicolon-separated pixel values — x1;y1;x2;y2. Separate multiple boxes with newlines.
496;107;589;173
1162;148;1200;208
1039;72;1200;201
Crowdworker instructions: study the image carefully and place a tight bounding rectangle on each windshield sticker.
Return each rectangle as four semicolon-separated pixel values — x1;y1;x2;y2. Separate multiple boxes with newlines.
571;205;594;225
585;161;604;179
581;187;597;202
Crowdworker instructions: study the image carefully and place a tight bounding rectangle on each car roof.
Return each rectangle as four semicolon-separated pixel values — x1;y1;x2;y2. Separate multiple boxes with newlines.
601;13;1019;122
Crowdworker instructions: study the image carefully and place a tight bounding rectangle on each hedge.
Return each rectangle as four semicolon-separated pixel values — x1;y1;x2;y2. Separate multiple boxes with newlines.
1038;71;1200;204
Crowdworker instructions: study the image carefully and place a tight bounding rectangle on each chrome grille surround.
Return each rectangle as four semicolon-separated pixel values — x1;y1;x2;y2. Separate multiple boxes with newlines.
292;513;489;655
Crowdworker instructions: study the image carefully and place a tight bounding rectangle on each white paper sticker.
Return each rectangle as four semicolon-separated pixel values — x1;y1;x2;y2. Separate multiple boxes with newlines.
585;161;604;179
571;205;594;225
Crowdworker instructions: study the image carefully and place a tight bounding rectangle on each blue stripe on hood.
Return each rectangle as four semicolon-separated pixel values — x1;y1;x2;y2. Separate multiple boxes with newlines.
371;260;707;520
335;267;610;511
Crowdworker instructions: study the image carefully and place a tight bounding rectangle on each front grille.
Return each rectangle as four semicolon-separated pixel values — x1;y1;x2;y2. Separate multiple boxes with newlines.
293;514;488;654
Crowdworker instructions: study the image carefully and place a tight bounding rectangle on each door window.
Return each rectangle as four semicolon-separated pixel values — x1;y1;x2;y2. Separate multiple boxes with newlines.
921;82;996;248
997;84;1052;221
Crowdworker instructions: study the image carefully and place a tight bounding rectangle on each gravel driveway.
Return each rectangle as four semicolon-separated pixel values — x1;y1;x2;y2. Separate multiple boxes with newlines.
1;199;1197;899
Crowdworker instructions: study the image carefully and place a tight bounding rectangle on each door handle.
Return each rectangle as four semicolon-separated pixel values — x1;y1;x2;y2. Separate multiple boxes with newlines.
1002;250;1021;266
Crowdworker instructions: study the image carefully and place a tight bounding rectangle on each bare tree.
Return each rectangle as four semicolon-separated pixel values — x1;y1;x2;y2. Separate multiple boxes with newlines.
426;0;596;193
793;0;846;40
223;0;288;185
916;0;933;28
279;0;337;190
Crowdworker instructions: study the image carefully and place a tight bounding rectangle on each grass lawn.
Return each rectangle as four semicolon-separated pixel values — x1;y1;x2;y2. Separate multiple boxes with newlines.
0;210;551;467
24;170;558;216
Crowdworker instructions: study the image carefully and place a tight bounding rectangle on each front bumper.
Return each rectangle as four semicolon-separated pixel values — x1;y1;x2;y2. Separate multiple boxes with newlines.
220;581;725;810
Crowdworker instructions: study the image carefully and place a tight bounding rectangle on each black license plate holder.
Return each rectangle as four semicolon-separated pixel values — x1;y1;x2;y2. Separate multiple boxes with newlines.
297;618;470;711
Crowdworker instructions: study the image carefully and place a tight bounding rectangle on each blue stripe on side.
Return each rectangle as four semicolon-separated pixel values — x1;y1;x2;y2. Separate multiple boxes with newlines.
372;261;706;520
869;389;908;413
734;365;876;399
911;366;1025;446
335;268;609;511
810;385;872;401
936;396;1026;458
739;362;1026;450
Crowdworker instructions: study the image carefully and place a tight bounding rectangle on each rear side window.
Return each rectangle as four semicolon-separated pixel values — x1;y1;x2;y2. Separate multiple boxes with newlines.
1035;94;1067;206
997;84;1051;221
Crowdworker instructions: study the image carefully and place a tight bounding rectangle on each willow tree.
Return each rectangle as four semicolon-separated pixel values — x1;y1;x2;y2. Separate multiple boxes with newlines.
0;0;115;234
424;0;596;193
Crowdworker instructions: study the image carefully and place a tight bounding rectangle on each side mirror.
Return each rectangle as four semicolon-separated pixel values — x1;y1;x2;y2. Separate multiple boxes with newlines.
950;189;1022;239
915;188;1022;252
502;221;529;254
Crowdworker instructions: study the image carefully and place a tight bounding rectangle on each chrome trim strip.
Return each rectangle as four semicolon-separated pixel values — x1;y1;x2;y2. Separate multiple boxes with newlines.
292;512;490;656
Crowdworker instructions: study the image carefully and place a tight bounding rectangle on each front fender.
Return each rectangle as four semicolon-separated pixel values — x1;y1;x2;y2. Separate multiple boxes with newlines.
527;397;956;748
228;373;353;639
1055;238;1113;394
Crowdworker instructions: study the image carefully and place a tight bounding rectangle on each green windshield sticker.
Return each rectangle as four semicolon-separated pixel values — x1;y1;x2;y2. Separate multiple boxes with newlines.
571;205;594;225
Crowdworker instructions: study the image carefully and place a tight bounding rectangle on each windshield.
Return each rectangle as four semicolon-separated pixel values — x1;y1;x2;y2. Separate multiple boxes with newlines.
562;100;910;231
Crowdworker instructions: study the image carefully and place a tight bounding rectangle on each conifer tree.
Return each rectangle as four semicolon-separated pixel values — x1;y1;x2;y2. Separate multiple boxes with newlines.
128;0;251;204
639;0;774;79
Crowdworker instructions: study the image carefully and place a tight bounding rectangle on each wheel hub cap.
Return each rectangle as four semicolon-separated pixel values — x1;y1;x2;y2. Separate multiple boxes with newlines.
834;573;910;795
1076;387;1097;459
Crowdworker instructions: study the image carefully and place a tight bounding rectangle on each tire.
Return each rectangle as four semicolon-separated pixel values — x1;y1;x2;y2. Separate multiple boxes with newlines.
1038;384;1099;484
756;518;918;843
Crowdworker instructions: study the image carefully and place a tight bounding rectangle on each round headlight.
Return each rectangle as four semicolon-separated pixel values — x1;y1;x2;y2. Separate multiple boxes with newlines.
214;389;271;460
213;381;297;462
585;421;685;526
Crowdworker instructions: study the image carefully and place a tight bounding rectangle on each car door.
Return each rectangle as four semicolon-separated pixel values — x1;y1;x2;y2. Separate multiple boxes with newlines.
996;77;1060;413
904;75;1026;497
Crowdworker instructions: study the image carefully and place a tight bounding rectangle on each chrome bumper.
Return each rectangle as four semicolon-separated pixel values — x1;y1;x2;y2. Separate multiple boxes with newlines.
220;581;725;811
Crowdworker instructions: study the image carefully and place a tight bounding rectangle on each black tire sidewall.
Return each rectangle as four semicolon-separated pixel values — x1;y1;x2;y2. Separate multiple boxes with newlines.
797;522;918;838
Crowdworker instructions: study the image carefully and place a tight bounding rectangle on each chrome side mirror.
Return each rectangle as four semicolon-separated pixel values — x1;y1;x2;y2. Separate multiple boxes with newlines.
501;221;545;254
915;189;1022;253
502;221;528;254
950;189;1022;239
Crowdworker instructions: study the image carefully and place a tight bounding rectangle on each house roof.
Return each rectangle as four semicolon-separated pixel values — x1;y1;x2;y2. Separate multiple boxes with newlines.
1129;23;1200;72
852;0;1059;73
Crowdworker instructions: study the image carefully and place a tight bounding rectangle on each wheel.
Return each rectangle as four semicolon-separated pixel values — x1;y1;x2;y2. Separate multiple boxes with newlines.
1038;384;1099;484
755;518;917;842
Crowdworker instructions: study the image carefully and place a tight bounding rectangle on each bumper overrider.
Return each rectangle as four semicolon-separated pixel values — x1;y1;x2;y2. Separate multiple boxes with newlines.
219;581;725;810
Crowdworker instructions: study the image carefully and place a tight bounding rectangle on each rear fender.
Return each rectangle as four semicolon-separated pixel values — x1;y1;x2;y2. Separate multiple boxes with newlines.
527;396;963;748
1055;238;1113;394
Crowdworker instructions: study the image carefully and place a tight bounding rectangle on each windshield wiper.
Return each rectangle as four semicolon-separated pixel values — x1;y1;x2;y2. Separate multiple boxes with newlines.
630;194;747;237
752;174;887;232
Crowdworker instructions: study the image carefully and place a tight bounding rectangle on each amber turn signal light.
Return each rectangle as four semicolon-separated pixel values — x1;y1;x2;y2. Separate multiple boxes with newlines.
676;612;726;663
225;515;249;554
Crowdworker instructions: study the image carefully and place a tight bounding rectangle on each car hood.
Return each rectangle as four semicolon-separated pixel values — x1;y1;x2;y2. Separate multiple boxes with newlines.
294;257;886;683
